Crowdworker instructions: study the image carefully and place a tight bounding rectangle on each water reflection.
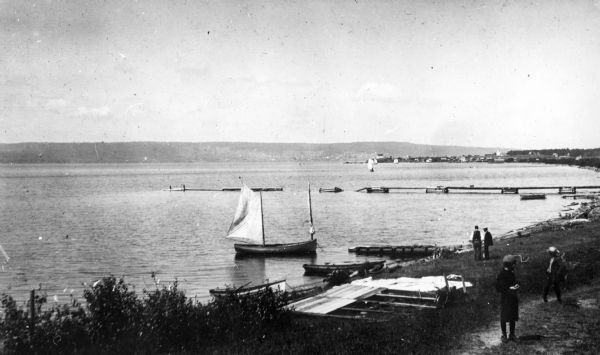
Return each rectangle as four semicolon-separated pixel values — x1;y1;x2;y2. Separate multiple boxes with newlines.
232;254;318;286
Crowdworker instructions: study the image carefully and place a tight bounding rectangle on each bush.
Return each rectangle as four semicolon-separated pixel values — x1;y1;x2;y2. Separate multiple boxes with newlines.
0;276;291;354
84;277;143;352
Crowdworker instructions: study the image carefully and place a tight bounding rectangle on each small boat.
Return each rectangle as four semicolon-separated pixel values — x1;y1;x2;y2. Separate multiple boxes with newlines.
520;193;546;200
365;187;389;193
225;183;317;255
209;279;286;297
303;260;385;276
319;187;343;193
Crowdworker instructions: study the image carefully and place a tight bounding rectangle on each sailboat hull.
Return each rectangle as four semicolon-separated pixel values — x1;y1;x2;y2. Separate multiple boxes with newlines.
234;239;317;255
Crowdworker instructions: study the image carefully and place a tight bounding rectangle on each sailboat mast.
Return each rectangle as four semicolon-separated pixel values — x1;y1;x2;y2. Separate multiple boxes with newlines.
308;182;315;240
259;190;265;246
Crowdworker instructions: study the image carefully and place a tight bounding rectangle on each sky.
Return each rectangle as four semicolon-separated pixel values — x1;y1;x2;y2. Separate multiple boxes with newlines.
1;0;599;149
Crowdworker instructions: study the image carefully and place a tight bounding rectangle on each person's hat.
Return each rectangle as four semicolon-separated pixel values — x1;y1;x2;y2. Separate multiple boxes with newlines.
548;246;558;254
483;227;488;231
502;255;516;264
475;225;479;229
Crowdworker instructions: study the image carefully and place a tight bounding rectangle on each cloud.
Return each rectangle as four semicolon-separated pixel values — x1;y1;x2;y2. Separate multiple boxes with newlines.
74;106;111;117
46;98;69;109
356;83;401;102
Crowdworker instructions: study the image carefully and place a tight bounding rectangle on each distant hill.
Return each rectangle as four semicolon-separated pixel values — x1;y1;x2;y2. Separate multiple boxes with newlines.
0;142;504;163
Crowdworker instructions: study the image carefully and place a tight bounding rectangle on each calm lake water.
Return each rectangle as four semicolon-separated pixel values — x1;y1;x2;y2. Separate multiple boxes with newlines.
0;162;598;304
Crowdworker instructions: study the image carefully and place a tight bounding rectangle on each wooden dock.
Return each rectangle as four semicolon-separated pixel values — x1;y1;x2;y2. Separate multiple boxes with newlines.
287;276;473;320
164;187;283;192
356;185;600;194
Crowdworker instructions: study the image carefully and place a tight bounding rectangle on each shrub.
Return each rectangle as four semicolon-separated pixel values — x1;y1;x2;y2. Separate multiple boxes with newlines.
0;276;291;353
83;276;143;352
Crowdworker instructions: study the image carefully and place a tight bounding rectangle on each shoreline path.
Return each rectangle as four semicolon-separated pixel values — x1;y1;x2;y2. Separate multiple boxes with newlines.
451;280;600;354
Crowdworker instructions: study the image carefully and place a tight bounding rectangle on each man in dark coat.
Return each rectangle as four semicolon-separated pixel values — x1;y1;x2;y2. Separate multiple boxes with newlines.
543;246;564;303
496;255;520;342
483;227;493;260
471;226;482;261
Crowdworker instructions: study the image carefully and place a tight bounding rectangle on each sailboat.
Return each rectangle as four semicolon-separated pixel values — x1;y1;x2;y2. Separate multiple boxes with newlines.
225;184;317;255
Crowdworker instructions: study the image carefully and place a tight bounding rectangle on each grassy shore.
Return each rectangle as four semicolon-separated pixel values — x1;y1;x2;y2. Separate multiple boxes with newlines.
239;219;600;354
2;208;600;354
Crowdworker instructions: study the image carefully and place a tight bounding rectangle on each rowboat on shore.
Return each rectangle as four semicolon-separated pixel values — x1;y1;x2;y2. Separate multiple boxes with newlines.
209;279;286;297
520;193;546;200
226;183;317;255
303;260;385;276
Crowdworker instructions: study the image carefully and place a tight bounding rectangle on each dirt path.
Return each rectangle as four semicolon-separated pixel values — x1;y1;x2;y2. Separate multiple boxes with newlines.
450;282;600;354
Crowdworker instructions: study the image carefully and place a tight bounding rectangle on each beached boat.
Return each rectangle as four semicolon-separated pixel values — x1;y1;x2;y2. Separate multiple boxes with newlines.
303;260;385;276
226;184;317;255
319;187;343;193
520;193;546;200
209;279;286;297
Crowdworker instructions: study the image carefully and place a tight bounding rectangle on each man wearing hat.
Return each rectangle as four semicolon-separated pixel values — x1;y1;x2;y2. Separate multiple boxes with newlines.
543;246;564;303
496;255;520;342
483;227;493;260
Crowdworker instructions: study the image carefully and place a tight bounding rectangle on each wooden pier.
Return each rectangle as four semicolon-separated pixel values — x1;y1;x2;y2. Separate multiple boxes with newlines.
163;186;283;192
356;185;600;194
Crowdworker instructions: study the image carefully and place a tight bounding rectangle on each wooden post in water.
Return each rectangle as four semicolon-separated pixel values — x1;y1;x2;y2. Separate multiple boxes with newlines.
29;289;35;342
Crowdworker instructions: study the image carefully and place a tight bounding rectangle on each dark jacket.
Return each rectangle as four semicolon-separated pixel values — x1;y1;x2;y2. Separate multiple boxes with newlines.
484;231;493;246
496;268;519;322
472;230;482;245
547;257;565;283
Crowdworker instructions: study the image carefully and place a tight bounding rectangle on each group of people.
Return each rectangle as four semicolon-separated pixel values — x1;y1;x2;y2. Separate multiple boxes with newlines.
494;246;565;343
470;225;494;260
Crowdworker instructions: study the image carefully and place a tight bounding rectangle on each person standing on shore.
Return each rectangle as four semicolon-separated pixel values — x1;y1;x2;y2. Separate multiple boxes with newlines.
471;226;482;261
483;227;493;260
543;246;564;303
496;255;520;342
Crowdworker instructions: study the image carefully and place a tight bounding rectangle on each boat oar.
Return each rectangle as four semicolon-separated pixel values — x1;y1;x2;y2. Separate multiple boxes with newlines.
234;281;252;293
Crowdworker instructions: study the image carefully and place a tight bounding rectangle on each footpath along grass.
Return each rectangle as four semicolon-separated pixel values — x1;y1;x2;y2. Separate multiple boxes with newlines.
1;221;600;354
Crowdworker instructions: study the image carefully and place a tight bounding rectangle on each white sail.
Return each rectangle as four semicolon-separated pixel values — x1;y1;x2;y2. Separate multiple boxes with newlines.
367;158;374;172
225;185;264;244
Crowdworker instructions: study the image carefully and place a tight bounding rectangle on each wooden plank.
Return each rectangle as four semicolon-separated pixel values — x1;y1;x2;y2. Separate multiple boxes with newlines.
359;300;439;309
373;293;438;301
339;307;397;314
